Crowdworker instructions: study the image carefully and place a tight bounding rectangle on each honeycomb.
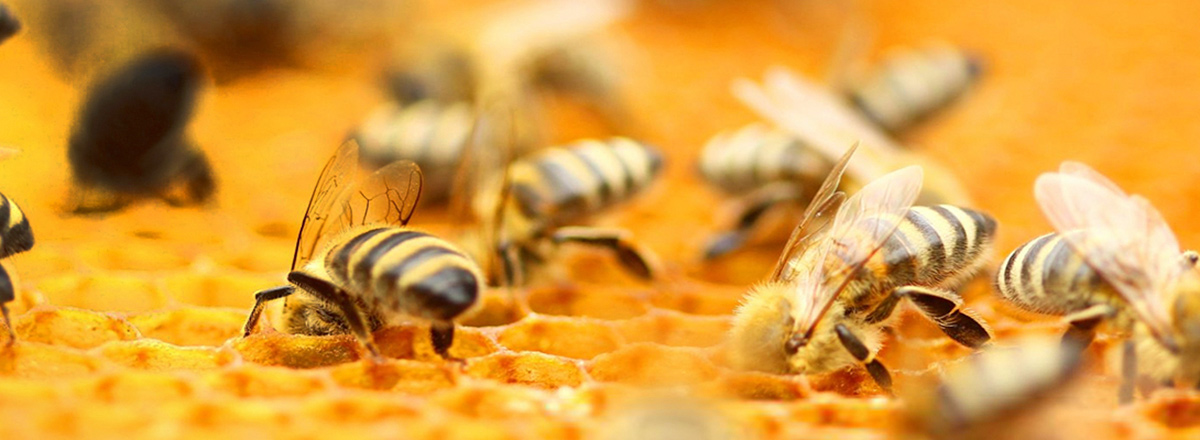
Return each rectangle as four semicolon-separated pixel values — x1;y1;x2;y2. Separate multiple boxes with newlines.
2;0;1200;439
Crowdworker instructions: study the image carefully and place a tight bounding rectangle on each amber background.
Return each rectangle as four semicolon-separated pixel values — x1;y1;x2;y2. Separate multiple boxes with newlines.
0;0;1199;438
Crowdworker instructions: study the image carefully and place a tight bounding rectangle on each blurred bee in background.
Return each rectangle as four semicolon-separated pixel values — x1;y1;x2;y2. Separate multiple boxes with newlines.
906;336;1085;440
728;144;994;391
0;3;19;44
843;43;983;134
698;67;973;260
994;162;1200;403
67;49;215;214
477;135;665;287
242;141;483;361
0;150;34;347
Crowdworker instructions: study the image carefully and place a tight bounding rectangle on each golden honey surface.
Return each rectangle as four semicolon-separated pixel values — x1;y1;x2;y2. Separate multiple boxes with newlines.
2;0;1200;439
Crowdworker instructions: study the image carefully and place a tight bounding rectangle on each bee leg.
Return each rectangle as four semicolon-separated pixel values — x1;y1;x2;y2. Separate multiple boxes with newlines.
287;272;383;362
242;285;296;337
498;240;525;288
834;323;892;392
1120;339;1137;404
551;226;659;280
895;286;991;348
177;149;217;205
0;264;15;347
1061;304;1114;350
430;321;463;363
703;184;803;260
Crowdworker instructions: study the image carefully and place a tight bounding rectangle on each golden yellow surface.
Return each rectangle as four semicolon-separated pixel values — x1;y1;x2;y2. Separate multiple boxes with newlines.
1;0;1200;439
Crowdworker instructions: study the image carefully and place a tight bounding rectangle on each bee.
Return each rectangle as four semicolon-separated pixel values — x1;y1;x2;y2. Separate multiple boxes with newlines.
0;192;33;347
241;140;483;360
353;100;477;204
994;161;1200;402
845;43;982;133
67;49;216;214
0;2;20;44
481;137;665;286
699;67;972;260
910;336;1084;439
727;144;994;391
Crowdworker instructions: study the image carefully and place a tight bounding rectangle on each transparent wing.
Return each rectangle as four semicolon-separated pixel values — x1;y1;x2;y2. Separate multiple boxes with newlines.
290;140;424;271
1034;162;1181;351
788;165;924;338
769;142;858;281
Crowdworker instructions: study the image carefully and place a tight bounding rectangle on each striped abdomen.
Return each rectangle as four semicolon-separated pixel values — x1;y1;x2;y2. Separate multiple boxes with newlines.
323;227;481;322
994;232;1117;316
698;123;834;195
848;44;980;133
836;205;996;305
508;137;663;225
353;100;474;202
0;192;33;259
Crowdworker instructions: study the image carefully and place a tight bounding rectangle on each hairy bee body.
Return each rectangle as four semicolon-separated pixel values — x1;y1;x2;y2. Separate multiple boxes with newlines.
699;123;834;196
848;44;981;133
995;232;1127;320
504;137;663;236
731;205;996;374
353;101;475;203
284;226;482;336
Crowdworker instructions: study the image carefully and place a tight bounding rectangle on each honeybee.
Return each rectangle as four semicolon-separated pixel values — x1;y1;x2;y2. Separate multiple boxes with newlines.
241;140;483;360
994;161;1200;402
0;189;34;346
844;43;982;133
479;137;665;286
0;2;19;44
67;49;216;214
909;336;1084;439
727;144;994;391
699;67;972;259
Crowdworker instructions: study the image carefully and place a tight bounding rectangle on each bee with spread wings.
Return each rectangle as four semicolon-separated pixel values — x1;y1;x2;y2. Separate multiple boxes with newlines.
241;140;484;361
995;161;1200;402
729;144;996;391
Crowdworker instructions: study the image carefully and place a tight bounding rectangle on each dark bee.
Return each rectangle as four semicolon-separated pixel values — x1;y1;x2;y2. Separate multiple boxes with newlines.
0;192;34;347
0;3;20;44
67;49;215;214
242;141;483;360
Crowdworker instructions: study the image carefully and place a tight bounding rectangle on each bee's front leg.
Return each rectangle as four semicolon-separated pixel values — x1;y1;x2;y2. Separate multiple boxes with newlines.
834;323;892;392
242;285;296;337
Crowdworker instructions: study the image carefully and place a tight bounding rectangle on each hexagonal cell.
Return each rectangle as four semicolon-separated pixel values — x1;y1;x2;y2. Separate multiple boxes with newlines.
204;364;330;398
8;247;78;281
616;310;730;348
168;398;292;428
38;274;168;313
648;283;743;316
127;307;246;347
14;307;140;349
587;344;721;387
374;325;500;361
699;371;811;400
526;284;649;319
458;289;528;328
162;272;280;308
433;383;557;419
465;352;586;388
233;332;362;368
497;316;623;360
298;393;422;424
96;339;238;371
805;368;885;397
329;359;456;393
76;240;193;272
71;371;197;403
0;343;109;379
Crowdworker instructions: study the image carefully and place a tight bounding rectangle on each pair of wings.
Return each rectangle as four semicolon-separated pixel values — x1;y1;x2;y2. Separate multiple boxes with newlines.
768;143;925;340
1035;162;1185;352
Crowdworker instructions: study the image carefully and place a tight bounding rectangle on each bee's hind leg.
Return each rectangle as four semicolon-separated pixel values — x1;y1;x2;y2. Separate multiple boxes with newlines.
702;183;803;260
834;323;892;392
894;286;991;348
551;226;660;281
1061;304;1114;350
287;272;383;362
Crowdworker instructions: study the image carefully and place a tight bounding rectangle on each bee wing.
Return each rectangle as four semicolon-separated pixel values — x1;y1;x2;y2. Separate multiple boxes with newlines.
1034;162;1181;351
290;140;423;272
789;165;924;339
769;142;858;281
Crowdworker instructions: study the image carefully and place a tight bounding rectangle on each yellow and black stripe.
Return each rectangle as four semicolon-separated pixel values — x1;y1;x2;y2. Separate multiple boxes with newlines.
323;226;482;323
994;232;1115;316
850;205;996;292
508;137;663;225
698;123;834;195
353;100;475;203
0;192;33;260
848;44;981;133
